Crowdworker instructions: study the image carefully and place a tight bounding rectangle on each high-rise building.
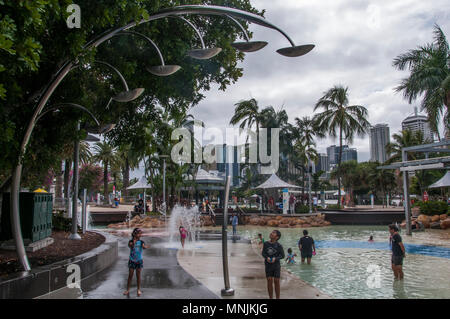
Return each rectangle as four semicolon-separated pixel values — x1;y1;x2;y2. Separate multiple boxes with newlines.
327;145;358;165
370;124;390;163
215;144;241;186
317;153;329;172
401;107;434;142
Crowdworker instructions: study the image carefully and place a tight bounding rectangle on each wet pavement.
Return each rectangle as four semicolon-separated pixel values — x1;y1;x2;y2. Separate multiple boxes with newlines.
78;236;219;299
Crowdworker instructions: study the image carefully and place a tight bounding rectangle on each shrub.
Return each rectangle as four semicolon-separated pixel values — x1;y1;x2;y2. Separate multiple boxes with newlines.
52;212;81;232
295;205;310;214
417;201;448;216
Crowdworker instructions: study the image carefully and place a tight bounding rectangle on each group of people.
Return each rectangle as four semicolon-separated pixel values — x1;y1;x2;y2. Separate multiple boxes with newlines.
259;229;316;299
259;224;406;299
122;222;406;298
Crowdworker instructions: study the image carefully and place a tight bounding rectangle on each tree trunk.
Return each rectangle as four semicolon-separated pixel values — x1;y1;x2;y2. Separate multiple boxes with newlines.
103;161;108;198
338;126;343;209
63;159;72;199
122;158;130;198
55;160;63;199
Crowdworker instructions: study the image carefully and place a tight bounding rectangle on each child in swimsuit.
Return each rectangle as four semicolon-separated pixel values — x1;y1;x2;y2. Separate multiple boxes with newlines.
179;226;188;248
285;248;297;264
124;228;148;297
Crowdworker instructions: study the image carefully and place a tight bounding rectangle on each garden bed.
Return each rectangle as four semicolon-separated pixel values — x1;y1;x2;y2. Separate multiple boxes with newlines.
0;231;105;277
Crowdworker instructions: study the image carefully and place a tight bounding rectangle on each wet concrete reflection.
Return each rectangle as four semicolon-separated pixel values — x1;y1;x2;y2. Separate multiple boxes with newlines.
79;235;218;299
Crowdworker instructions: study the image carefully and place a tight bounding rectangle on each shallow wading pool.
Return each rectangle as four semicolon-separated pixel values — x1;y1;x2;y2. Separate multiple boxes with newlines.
237;225;450;299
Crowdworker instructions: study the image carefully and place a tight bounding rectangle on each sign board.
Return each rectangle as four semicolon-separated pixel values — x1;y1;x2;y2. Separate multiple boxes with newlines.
282;188;288;214
423;191;429;202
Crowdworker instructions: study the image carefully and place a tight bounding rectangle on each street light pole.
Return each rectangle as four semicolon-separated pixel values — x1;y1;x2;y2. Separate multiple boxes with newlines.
69;121;82;240
8;4;314;272
221;175;234;296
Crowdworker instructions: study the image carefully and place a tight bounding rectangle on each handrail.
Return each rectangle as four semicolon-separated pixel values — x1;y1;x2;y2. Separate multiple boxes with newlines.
208;204;216;216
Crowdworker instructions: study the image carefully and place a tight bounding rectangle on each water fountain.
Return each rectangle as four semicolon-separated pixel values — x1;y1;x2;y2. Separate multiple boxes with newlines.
166;204;201;247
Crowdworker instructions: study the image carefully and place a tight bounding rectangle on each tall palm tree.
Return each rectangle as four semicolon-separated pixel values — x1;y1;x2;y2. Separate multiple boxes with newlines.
393;24;450;139
313;85;371;208
230;98;261;136
92;141;117;198
293;116;324;147
385;129;428;163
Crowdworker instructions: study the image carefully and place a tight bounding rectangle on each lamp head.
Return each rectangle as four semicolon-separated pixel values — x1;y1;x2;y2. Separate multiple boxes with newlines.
187;47;222;60
147;65;181;76
112;88;145;102
231;41;268;52
276;44;315;57
85;124;116;135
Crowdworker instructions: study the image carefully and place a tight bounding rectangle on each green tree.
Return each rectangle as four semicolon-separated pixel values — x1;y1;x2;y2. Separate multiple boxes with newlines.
393;25;450;138
0;0;262;191
313;85;371;208
92;141;117;197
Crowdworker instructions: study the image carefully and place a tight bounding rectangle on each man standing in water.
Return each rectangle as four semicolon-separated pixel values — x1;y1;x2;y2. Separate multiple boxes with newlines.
298;229;316;264
389;224;406;280
262;230;285;299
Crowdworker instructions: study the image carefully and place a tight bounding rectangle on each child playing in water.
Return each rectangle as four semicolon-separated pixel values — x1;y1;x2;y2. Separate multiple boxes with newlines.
285;248;297;264
124;228;148;297
179;225;188;248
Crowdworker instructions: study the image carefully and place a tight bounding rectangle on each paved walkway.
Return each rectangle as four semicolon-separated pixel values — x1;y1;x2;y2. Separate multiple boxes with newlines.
177;240;330;299
46;235;218;299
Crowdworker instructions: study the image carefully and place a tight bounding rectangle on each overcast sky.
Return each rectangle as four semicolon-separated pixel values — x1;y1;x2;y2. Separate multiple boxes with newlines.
188;0;450;162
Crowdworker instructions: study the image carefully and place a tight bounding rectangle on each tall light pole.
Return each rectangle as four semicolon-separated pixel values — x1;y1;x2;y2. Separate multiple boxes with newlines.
221;175;234;296
158;154;169;223
9;4;314;272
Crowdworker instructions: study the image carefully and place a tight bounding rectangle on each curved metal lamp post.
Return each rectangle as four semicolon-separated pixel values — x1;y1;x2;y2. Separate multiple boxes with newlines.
221;175;234;296
10;4;313;272
169;16;222;60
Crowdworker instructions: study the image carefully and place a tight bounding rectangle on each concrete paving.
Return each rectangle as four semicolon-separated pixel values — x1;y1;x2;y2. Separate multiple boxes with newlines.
177;240;331;299
43;235;218;299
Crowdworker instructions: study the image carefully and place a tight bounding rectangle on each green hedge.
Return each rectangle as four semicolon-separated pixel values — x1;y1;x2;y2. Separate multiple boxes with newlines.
295;205;310;214
52;212;81;232
417;201;448;216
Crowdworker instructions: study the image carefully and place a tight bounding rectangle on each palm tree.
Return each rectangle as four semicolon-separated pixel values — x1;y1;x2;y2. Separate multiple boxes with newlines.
393;24;450;139
293;116;324;147
230;98;261;137
385;129;428;163
313;85;371;208
92;141;117;198
368;165;396;208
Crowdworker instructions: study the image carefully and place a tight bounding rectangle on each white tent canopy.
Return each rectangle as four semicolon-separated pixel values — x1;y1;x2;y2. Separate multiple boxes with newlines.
333;190;346;196
127;176;152;190
254;173;300;189
184;168;224;183
429;171;450;188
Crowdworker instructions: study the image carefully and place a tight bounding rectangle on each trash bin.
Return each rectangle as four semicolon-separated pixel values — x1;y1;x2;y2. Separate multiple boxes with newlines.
0;192;53;242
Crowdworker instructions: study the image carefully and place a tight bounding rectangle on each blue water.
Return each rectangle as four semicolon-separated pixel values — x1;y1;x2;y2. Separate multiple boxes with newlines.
315;240;450;259
239;225;450;298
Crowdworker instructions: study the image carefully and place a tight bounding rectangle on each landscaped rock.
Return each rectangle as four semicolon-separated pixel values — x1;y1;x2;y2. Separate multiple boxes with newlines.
278;223;289;228
258;219;267;226
440;214;448;221
441;219;450;229
302;223;311;228
430;221;442;229
267;220;279;227
431;215;441;222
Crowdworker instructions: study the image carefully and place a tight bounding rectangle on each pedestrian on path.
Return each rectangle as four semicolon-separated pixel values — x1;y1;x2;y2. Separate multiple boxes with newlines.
298;230;316;264
262;230;285;299
230;213;239;236
124;228;148;297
